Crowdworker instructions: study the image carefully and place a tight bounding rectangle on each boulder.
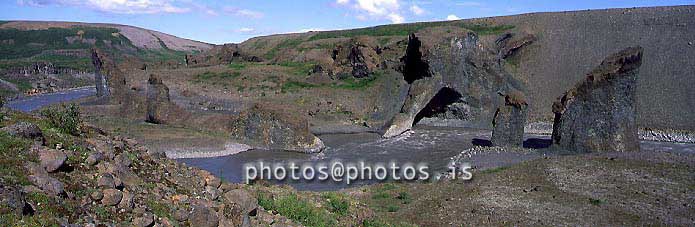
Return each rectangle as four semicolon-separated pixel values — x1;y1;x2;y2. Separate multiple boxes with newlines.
0;181;33;216
223;189;257;215
551;46;643;152
85;152;104;166
28;174;64;196
38;148;67;173
230;103;325;153
188;205;219;227
491;91;528;147
132;212;155;227
97;173;116;189
1;122;45;144
101;189;123;206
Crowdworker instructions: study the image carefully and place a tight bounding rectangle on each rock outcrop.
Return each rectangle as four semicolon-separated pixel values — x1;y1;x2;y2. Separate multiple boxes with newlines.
491;91;528;147
382;27;525;137
552;46;643;152
230;103;325;153
496;33;536;59
91;48;127;100
1;122;45;144
146;74;174;124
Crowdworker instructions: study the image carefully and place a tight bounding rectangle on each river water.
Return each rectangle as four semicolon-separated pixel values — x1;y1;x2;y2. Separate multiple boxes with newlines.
5;87;97;112
8;88;694;191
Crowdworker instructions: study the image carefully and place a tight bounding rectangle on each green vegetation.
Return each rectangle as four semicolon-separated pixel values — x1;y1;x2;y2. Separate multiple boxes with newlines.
265;38;305;59
0;131;32;186
40;103;82;136
276;61;315;76
281;81;319;92
194;71;241;83
0;27;131;59
258;192;337;227
308;22;514;41
321;192;350;216
590;198;604;206
228;62;249;70
480;166;510;174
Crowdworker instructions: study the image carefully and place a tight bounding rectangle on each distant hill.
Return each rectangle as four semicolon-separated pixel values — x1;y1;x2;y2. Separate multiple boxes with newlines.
0;21;213;71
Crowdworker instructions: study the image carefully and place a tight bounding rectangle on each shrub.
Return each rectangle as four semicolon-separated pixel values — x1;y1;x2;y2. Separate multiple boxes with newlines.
40;104;82;135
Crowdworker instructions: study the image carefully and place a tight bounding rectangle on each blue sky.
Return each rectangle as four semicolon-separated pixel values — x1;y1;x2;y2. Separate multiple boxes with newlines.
2;0;694;44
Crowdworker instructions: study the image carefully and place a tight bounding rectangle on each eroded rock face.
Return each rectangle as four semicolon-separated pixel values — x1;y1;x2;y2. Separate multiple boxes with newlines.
146;74;172;124
551;46;643;152
496;33;536;59
382;27;525;137
91;48;127;100
230;103;325;153
491;91;528;147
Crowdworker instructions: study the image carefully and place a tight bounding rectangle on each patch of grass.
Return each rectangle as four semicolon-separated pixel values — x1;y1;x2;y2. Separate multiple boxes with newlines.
396;191;412;204
480;166;510;174
265;38;305;59
332;74;379;90
40;103;82;136
589;198;604;206
281;81;319;93
94;206;111;220
147;199;172;220
308;21;514;41
194;71;241;83
228;62;249;70
0;132;32;185
257;192;337;227
276;61;315;76
386;205;400;212
321;192;349;216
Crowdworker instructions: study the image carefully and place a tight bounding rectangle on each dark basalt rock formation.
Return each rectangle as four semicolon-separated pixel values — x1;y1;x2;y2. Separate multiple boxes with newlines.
146;74;182;124
496;33;536;59
491;91;528;147
383;27;525;137
91;48;127;100
230;103;325;153
552;46;643;152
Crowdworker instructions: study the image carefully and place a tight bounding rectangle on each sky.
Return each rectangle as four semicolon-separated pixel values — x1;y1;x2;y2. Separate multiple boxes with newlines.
2;0;694;44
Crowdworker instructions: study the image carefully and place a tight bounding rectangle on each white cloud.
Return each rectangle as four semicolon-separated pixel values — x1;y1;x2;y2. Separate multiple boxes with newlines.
409;5;425;16
223;7;264;19
18;0;190;14
456;1;482;7
237;27;255;33
336;0;405;24
446;14;460;20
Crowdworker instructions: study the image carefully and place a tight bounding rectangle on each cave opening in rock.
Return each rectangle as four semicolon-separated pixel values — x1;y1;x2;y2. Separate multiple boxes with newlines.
402;35;430;84
413;87;464;126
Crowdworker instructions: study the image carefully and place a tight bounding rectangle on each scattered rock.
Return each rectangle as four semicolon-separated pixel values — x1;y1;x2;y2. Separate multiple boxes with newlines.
101;189;123;206
491;91;528;147
0;182;33;216
89;190;103;201
28;174;64;196
552;46;643;152
223;189;258;215
118;190;135;211
97;173;116;189
173;208;190;222
189;205;219;227
132;212;155;227
1;122;45;144
85;152;104;166
38;148;67;173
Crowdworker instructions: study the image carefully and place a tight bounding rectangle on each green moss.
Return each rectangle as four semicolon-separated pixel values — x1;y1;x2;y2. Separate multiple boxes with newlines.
194;71;241;83
281;81;319;93
257;192;337;227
